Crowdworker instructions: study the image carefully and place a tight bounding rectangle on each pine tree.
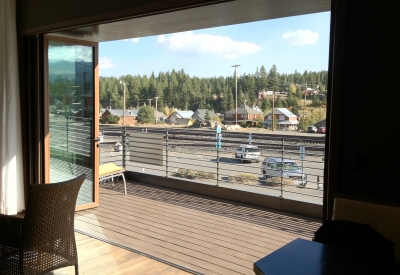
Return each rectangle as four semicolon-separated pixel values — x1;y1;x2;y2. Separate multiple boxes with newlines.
267;65;279;93
137;105;155;123
292;105;300;116
261;98;270;112
275;95;283;108
312;94;321;107
205;110;211;121
259;65;268;90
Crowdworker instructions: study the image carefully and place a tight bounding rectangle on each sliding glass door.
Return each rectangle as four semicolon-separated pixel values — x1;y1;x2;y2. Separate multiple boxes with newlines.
45;36;99;210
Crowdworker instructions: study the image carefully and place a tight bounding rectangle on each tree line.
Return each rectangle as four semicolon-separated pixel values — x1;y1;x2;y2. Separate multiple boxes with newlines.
99;65;328;117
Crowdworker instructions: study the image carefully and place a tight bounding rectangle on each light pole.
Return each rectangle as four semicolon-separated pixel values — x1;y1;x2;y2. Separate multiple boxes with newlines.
120;80;126;126
154;96;159;124
303;82;307;119
232;65;240;125
243;99;247;127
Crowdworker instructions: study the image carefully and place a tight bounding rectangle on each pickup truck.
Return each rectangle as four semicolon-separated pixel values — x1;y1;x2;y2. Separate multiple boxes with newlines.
235;145;261;163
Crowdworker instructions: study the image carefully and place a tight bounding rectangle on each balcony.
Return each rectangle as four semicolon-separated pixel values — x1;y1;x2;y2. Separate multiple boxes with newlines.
100;126;325;216
47;125;323;274
54;179;321;275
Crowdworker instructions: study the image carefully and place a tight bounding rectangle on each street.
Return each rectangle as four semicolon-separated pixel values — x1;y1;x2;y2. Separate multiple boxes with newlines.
102;149;324;205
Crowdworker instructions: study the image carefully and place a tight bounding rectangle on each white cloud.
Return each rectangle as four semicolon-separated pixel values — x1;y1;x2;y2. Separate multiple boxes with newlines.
48;45;93;62
99;57;115;69
281;30;319;46
122;38;140;43
157;31;261;59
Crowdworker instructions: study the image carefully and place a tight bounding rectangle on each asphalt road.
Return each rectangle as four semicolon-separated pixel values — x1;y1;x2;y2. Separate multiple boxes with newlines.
102;149;324;205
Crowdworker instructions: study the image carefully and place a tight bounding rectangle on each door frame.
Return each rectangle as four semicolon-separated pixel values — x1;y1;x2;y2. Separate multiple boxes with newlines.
43;35;99;210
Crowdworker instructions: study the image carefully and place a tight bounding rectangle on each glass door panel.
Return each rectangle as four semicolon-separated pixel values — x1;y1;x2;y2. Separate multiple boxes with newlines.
46;37;99;208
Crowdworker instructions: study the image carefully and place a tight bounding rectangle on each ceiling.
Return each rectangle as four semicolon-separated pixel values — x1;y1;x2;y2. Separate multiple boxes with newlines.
51;0;331;42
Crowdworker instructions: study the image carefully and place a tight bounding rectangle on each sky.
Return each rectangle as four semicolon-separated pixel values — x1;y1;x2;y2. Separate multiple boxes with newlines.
99;12;331;78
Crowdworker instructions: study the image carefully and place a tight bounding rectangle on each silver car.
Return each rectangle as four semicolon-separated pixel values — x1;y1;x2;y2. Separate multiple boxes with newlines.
261;157;307;187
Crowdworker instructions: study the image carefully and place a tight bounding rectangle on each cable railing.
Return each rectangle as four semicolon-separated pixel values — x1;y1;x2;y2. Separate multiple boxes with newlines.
99;126;325;205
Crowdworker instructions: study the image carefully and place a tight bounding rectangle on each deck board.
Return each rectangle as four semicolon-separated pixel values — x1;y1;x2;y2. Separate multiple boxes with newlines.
45;233;191;275
75;180;321;274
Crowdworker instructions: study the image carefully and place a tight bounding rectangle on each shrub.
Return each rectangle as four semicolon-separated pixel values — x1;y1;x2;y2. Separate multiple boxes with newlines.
264;176;294;187
173;168;217;180
103;114;120;124
228;173;259;184
212;116;221;122
137;105;156;123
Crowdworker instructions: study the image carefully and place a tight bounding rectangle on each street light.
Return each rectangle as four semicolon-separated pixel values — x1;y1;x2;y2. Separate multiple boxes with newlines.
120;80;126;126
232;65;240;125
154;96;159;124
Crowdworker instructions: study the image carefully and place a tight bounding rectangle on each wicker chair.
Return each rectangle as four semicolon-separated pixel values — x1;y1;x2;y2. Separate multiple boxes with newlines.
0;174;86;275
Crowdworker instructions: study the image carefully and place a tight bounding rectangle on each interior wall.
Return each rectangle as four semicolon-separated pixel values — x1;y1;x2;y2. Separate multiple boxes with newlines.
330;0;399;207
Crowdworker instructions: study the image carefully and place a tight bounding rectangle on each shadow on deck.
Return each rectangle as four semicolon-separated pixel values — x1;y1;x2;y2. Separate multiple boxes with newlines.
75;179;321;275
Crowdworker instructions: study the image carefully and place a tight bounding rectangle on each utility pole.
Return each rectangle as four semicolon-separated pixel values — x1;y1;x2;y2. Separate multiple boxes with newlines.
303;91;306;119
272;91;275;131
232;65;240;125
154;96;159;124
243;100;247;127
120;81;126;126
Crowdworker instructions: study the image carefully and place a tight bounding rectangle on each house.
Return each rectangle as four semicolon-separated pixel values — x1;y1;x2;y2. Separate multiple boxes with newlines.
155;110;166;122
250;105;262;112
192;109;217;122
263;108;299;130
101;109;138;125
99;108;107;117
224;105;263;126
258;90;274;99
314;119;326;128
2;0;399;268
167;110;194;125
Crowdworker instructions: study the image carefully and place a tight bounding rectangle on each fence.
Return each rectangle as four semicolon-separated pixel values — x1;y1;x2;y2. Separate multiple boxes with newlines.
99;126;325;205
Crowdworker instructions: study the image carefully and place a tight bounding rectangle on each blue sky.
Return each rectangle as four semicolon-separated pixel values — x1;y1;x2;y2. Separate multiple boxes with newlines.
99;12;330;78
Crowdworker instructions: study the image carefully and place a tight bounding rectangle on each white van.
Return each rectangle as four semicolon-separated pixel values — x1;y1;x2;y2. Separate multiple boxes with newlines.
261;157;307;187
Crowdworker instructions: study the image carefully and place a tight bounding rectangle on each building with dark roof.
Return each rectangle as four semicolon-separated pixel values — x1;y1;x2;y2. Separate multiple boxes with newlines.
192;109;217;122
224;105;263;126
101;109;138;125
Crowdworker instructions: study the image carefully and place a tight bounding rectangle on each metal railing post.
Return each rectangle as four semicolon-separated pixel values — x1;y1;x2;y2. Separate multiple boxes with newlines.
166;131;169;177
216;148;220;186
122;126;127;169
66;119;69;153
280;138;284;198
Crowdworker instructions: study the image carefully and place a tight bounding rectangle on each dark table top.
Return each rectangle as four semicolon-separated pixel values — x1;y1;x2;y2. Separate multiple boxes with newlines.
254;238;400;275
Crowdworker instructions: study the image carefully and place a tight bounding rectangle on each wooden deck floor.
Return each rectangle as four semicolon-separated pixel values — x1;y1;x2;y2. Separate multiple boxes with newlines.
74;180;321;275
46;232;191;275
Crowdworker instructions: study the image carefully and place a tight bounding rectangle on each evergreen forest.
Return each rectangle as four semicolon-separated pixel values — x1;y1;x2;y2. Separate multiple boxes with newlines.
99;65;328;118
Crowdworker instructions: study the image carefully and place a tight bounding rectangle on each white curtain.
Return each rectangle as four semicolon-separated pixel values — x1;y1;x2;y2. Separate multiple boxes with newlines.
0;0;25;215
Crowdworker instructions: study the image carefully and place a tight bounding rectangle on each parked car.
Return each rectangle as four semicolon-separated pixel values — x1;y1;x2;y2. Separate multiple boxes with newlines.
235;144;261;163
261;157;307;187
317;127;326;133
307;126;317;133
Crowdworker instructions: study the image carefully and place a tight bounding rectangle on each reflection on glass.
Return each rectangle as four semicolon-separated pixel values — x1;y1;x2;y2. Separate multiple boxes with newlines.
48;41;94;205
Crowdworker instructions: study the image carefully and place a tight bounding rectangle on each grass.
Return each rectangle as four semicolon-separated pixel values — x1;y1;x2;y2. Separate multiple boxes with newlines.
173;168;217;180
264;176;294;187
228;173;259;184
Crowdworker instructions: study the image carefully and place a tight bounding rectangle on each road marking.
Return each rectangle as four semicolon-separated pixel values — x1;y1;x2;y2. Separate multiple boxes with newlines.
227;158;236;163
197;155;204;160
170;152;177;160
